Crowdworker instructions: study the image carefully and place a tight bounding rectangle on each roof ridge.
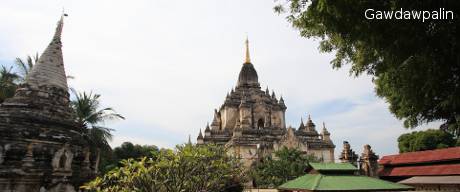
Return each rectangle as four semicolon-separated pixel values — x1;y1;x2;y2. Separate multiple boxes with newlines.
380;147;460;165
399;146;460;155
312;174;322;190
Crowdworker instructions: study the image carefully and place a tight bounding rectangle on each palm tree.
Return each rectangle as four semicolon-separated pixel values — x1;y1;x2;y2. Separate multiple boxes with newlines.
0;66;20;103
15;53;38;80
70;90;124;173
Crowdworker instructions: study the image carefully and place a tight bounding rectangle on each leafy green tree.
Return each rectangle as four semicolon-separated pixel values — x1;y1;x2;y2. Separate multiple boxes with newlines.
99;142;160;174
0;66;20;103
70;91;124;173
0;54;37;103
113;142;159;160
82;144;246;192
275;0;460;136
251;147;318;188
398;129;457;153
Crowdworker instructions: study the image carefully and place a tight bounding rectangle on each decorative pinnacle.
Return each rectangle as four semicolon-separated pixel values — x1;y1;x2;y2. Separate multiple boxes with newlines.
244;37;251;64
197;129;203;139
322;122;330;135
54;12;67;40
54;16;64;40
205;122;211;131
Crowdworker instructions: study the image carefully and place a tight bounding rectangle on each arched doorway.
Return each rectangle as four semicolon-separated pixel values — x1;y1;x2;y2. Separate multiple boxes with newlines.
257;119;264;129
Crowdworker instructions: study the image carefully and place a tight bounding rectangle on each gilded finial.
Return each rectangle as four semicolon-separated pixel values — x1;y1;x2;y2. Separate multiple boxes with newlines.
244;37;251;64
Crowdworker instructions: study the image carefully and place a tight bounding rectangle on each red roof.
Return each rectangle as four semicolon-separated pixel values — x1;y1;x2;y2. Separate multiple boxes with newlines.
379;147;460;165
379;164;460;177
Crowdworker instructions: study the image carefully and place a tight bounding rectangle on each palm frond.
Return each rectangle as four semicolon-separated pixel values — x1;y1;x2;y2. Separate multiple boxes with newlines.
70;90;124;151
0;66;20;103
14;53;37;79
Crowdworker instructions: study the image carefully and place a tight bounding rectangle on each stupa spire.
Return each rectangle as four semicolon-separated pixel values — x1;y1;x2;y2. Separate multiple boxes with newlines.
237;37;259;87
25;15;68;90
244;37;251;64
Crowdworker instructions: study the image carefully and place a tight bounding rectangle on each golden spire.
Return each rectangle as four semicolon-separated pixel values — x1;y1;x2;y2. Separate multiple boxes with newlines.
244;37;251;64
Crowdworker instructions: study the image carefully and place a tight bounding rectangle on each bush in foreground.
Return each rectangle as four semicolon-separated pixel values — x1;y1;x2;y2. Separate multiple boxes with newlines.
82;144;246;192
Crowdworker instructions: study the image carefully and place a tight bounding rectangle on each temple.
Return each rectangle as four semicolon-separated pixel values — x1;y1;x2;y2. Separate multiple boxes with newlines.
197;38;335;167
0;16;94;191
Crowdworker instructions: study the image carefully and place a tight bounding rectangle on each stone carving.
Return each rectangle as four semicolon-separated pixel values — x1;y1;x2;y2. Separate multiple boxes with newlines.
52;144;73;172
22;142;35;167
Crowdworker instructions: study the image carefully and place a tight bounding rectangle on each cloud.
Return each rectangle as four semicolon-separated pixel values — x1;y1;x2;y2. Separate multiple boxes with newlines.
323;98;442;157
0;0;440;158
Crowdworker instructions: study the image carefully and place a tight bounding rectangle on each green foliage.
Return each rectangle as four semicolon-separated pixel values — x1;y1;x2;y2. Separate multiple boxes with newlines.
398;129;457;153
0;54;37;103
71;90;124;150
99;142;159;174
251;147;318;188
70;90;124;174
0;66;20;103
15;53;38;80
276;0;460;135
82;144;246;192
113;142;159;161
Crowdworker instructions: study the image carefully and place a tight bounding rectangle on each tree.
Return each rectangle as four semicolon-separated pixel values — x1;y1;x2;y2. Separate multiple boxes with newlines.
113;142;159;161
0;54;37;103
82;144;246;192
275;0;460;136
398;129;457;153
0;66;20;103
15;53;38;80
99;142;159;174
251;147;318;188
70;90;125;173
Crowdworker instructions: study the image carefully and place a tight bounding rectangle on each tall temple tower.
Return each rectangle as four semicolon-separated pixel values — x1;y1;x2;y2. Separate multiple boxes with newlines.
197;39;335;167
0;16;94;192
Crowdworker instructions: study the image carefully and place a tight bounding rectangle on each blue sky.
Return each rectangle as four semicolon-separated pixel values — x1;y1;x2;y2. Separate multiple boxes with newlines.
0;0;440;159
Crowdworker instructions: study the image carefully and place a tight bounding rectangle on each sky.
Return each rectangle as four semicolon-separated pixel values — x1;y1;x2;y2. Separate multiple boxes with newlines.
0;0;441;158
